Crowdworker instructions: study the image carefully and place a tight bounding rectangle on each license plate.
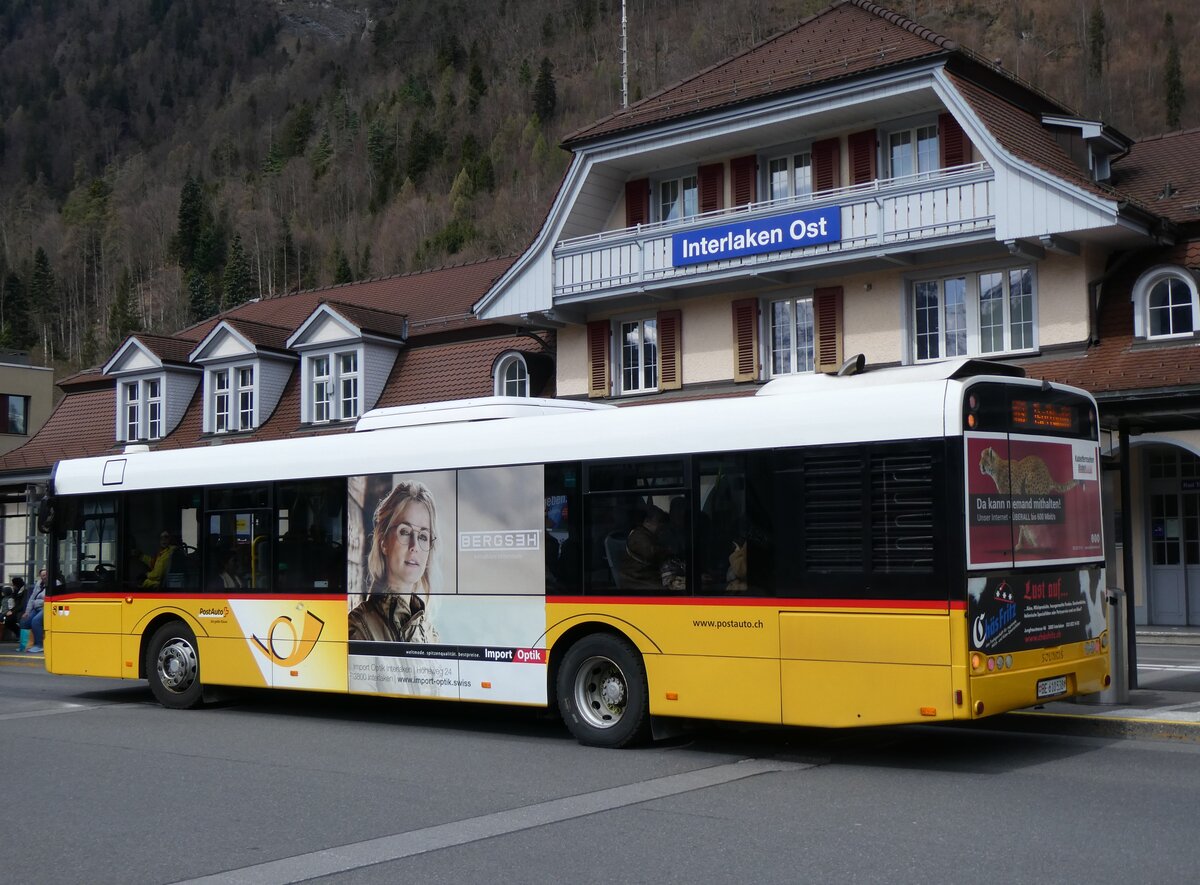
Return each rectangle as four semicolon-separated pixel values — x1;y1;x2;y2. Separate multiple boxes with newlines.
1036;676;1068;699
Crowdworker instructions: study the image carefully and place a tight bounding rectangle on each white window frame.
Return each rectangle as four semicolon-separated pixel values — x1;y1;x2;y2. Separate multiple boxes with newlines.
657;173;698;223
237;366;255;430
121;375;167;441
908;265;1038;363
1132;266;1200;340
495;353;530;397
618;316;658;395
766;150;813;203
887;122;939;180
306;348;362;423
767;294;816;376
213;369;231;433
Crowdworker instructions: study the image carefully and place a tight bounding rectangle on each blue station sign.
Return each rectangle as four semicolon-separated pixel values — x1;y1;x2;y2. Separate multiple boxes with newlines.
671;206;841;267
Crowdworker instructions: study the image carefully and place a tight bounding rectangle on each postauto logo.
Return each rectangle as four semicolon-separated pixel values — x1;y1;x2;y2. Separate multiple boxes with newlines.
251;609;326;667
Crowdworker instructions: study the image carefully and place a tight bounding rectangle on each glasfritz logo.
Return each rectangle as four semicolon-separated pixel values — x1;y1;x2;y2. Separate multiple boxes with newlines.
251;610;326;667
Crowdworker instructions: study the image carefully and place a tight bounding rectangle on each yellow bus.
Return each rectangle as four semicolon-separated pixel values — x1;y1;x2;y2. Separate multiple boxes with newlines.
43;359;1109;747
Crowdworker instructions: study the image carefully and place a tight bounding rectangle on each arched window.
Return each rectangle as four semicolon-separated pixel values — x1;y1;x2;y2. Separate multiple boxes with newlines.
494;353;529;397
1132;266;1200;340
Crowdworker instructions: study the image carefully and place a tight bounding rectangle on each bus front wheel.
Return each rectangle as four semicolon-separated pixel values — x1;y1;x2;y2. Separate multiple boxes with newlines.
146;622;203;709
557;634;649;748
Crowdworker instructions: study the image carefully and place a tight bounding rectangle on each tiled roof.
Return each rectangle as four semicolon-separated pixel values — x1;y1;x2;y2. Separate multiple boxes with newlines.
1112;129;1200;226
124;333;198;365
374;335;554;408
0;387;121;471
1022;241;1200;396
564;0;957;146
218;317;293;353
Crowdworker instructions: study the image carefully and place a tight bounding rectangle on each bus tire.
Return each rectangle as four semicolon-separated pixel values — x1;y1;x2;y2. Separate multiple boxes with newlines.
556;633;650;748
146;621;203;709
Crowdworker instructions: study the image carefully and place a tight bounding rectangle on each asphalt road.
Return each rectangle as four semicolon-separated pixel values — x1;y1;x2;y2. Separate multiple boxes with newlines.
4;659;1200;885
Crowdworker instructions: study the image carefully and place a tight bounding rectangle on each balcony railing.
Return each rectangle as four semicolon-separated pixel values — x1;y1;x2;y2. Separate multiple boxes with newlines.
553;162;994;300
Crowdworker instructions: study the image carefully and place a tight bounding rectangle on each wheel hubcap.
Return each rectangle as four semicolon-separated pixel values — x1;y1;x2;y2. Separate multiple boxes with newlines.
157;638;198;694
573;655;627;729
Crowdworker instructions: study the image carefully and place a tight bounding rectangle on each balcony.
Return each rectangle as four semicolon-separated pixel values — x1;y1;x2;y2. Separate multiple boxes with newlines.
553;163;994;301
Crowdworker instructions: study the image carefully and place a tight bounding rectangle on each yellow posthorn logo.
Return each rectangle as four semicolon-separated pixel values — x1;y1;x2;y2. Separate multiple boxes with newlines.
251;610;326;666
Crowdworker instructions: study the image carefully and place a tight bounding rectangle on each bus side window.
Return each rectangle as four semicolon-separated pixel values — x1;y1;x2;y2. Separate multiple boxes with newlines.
124;489;201;592
698;453;774;596
544;464;582;594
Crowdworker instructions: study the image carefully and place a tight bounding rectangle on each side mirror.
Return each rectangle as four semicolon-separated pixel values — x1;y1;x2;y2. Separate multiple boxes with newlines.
36;496;54;534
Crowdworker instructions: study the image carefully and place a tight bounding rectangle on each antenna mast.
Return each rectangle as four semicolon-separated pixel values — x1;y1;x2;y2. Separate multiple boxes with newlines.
621;0;628;108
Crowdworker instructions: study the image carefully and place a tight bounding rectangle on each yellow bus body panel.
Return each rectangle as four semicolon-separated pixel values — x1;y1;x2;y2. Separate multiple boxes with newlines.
46;599;123;678
779;610;953;726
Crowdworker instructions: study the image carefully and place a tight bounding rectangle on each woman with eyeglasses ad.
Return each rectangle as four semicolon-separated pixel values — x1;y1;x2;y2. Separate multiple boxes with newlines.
348;480;441;642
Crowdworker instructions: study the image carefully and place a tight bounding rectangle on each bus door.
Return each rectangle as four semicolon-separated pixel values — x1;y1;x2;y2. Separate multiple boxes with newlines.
50;495;124;677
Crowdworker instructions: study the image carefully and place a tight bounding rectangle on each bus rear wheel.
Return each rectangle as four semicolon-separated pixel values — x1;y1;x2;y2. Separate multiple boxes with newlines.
146;622;203;709
557;634;649;748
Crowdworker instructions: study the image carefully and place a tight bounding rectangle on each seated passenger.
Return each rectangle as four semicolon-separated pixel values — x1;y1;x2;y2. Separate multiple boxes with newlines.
619;506;672;591
134;531;177;588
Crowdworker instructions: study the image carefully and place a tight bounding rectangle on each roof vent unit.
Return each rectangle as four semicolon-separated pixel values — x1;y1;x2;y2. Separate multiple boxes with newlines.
354;396;613;431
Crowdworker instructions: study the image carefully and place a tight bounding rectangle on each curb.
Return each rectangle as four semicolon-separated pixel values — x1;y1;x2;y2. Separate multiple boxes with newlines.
993;708;1200;743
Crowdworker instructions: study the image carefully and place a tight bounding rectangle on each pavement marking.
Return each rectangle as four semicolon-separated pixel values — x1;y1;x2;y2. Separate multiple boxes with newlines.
173;757;806;885
1139;663;1200;673
0;702;108;722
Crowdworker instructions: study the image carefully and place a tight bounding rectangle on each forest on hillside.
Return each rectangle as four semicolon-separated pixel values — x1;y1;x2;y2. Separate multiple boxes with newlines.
0;0;1196;377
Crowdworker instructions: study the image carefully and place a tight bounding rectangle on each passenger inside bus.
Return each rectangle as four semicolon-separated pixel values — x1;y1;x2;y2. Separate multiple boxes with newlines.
619;505;679;591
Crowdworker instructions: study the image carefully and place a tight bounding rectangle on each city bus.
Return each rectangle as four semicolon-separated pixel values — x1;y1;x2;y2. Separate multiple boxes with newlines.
41;358;1110;747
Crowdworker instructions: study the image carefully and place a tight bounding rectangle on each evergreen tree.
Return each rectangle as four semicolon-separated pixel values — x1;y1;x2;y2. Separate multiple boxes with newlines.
187;268;216;322
108;269;142;350
222;233;254;307
1087;4;1106;78
29;246;55;338
173;172;205;269
311;125;334;179
1165;13;1184;130
334;248;354;284
533;57;557;120
2;266;33;348
468;60;487;113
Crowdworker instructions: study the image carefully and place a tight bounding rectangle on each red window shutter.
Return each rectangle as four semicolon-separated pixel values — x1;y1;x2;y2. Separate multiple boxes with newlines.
848;130;877;186
731;298;760;383
587;320;611;398
939;112;967;168
812;138;841;192
730;155;757;207
656;309;682;391
813;286;844;374
698;163;725;215
625;179;649;227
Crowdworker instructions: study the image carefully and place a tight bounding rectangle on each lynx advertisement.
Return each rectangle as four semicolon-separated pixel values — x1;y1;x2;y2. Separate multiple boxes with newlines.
968;568;1108;654
345;466;547;703
966;433;1102;569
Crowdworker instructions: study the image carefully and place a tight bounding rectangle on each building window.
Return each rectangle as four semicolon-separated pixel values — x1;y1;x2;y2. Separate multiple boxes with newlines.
769;296;815;375
888;124;939;179
308;350;361;423
213;370;230;433
620;318;658;394
495;354;529;397
659;175;697;223
237;366;255;429
767;152;812;202
0;395;29;435
910;266;1036;362
146;379;162;439
1131;267;1200;340
125;382;140;440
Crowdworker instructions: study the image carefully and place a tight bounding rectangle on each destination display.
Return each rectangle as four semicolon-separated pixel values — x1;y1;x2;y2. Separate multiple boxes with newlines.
671;206;841;267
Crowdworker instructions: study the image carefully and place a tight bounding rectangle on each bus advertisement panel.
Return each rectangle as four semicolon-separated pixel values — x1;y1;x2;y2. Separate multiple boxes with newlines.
967;567;1108;656
345;465;548;704
965;433;1102;569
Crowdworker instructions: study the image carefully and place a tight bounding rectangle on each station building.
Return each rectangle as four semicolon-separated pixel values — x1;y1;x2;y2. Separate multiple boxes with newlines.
474;0;1200;627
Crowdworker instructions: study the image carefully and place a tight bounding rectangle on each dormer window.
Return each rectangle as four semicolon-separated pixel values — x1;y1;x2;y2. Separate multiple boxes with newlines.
1132;266;1200;340
122;376;164;441
495;353;529;397
310;350;360;423
209;365;257;434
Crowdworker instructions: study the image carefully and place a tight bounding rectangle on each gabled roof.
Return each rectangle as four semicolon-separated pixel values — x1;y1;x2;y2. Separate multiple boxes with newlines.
189;318;294;363
104;333;199;375
564;0;960;146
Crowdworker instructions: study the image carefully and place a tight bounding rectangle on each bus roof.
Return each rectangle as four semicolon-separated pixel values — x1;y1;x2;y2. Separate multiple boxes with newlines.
50;363;1085;495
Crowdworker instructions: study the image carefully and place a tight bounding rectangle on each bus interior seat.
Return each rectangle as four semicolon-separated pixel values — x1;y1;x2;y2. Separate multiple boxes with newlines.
604;530;626;589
